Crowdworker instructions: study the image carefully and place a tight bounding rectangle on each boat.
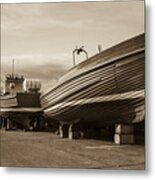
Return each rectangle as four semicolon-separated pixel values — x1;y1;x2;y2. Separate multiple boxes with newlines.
0;74;43;130
41;33;145;131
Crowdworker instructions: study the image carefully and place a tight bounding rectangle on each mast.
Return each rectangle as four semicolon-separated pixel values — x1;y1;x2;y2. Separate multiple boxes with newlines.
12;59;15;77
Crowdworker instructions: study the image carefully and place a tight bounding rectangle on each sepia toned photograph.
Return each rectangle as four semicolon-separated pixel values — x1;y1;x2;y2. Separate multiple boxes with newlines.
0;0;145;170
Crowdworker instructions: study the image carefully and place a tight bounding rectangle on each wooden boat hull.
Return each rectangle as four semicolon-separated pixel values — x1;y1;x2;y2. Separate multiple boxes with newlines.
41;33;145;126
0;93;43;129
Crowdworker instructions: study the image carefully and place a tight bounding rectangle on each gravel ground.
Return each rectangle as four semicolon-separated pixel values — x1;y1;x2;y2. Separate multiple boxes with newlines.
0;130;144;170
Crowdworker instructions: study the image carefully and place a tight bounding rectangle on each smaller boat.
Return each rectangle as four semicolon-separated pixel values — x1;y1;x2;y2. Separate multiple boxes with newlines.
0;73;43;130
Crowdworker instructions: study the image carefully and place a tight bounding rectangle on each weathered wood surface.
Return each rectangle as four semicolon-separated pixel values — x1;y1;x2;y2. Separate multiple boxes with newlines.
41;33;145;125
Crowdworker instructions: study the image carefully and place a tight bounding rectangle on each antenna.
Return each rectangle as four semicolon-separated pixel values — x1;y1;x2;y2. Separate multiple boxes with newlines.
12;59;15;77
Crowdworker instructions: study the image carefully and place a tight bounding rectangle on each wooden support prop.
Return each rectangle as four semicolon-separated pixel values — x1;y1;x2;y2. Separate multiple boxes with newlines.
68;124;81;139
6;118;10;130
59;119;80;139
115;124;134;134
114;134;135;144
114;123;135;144
1;118;5;129
59;124;69;138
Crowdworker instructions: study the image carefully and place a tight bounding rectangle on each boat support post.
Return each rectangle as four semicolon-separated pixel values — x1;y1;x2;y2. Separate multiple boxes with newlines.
59;119;80;139
6;118;13;130
59;123;69;138
0;117;5;129
114;123;135;144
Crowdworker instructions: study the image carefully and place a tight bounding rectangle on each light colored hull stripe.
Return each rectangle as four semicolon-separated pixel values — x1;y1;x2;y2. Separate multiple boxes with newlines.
45;90;144;113
0;108;43;113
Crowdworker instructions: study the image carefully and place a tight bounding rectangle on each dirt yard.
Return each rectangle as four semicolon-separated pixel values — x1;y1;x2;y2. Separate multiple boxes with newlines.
0;130;144;169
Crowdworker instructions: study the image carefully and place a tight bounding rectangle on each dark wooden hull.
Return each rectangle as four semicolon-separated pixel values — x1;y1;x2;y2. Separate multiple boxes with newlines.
41;33;145;126
0;93;43;129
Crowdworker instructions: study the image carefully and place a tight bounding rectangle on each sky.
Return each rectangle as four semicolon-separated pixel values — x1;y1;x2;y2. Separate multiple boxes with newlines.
1;1;144;92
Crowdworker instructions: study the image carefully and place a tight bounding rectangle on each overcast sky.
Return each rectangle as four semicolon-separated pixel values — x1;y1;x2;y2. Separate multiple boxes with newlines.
1;1;144;92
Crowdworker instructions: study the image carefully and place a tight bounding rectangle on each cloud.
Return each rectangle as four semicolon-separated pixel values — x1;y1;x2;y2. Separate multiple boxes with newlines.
0;62;65;93
1;1;144;93
1;4;93;35
1;53;72;67
1;53;71;92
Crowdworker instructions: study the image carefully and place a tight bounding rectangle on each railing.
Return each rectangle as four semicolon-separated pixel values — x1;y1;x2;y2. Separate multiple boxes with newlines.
5;74;24;81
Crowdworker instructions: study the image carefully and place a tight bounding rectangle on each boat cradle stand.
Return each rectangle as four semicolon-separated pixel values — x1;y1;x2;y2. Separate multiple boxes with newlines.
114;123;135;144
59;119;81;139
0;117;13;130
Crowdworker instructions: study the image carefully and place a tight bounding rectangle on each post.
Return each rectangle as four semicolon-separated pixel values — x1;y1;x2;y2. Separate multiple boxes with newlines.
0;117;4;129
59;124;69;138
12;59;15;77
114;123;135;144
6;118;12;130
68;123;81;139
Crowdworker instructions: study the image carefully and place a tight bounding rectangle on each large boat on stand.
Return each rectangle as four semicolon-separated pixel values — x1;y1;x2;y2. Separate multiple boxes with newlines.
0;73;43;130
41;33;145;143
